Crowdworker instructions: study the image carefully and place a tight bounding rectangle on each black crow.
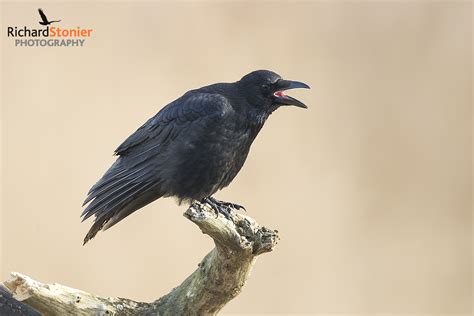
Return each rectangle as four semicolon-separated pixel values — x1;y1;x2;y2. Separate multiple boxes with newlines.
38;8;61;26
82;70;309;244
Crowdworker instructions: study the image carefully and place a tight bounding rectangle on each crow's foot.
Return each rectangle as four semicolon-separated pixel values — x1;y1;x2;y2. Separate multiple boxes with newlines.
209;197;246;212
202;197;246;219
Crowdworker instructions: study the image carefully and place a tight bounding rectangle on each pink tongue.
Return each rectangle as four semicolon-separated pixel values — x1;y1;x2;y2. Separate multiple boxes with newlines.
274;90;286;97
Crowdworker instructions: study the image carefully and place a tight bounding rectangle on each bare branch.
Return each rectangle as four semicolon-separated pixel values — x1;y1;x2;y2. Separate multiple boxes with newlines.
2;202;279;315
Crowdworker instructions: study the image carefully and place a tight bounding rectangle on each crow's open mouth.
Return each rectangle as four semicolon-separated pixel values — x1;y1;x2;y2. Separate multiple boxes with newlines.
272;80;310;108
273;90;286;98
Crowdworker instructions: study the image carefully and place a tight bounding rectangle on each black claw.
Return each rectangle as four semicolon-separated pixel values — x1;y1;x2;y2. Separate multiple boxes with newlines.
229;203;246;212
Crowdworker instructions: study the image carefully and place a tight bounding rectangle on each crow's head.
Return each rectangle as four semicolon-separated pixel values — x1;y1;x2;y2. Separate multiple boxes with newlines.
238;70;310;112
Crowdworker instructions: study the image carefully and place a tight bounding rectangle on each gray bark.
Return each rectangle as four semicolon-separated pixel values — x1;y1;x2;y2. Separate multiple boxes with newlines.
2;201;279;315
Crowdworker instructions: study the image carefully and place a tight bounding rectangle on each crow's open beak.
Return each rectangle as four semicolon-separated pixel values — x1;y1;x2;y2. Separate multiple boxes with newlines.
273;79;310;109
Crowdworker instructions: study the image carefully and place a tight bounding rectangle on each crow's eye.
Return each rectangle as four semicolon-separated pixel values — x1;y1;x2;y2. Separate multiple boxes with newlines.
261;84;270;94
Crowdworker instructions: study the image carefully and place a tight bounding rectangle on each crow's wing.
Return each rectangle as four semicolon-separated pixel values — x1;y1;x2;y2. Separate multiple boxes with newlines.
38;8;48;23
114;91;229;156
81;91;231;243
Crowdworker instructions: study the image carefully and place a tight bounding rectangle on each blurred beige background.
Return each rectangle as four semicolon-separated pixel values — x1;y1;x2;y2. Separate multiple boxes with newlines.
1;1;472;315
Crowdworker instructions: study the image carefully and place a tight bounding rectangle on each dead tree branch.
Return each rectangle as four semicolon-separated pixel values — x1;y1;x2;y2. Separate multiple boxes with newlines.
2;202;279;315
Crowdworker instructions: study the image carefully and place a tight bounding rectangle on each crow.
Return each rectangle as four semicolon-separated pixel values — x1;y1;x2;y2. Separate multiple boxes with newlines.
81;70;309;244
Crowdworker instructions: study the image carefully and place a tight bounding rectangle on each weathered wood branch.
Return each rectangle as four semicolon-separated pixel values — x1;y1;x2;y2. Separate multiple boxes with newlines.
1;202;279;315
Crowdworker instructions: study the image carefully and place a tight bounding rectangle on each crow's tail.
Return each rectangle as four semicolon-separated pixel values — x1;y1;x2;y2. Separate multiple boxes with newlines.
82;159;161;244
